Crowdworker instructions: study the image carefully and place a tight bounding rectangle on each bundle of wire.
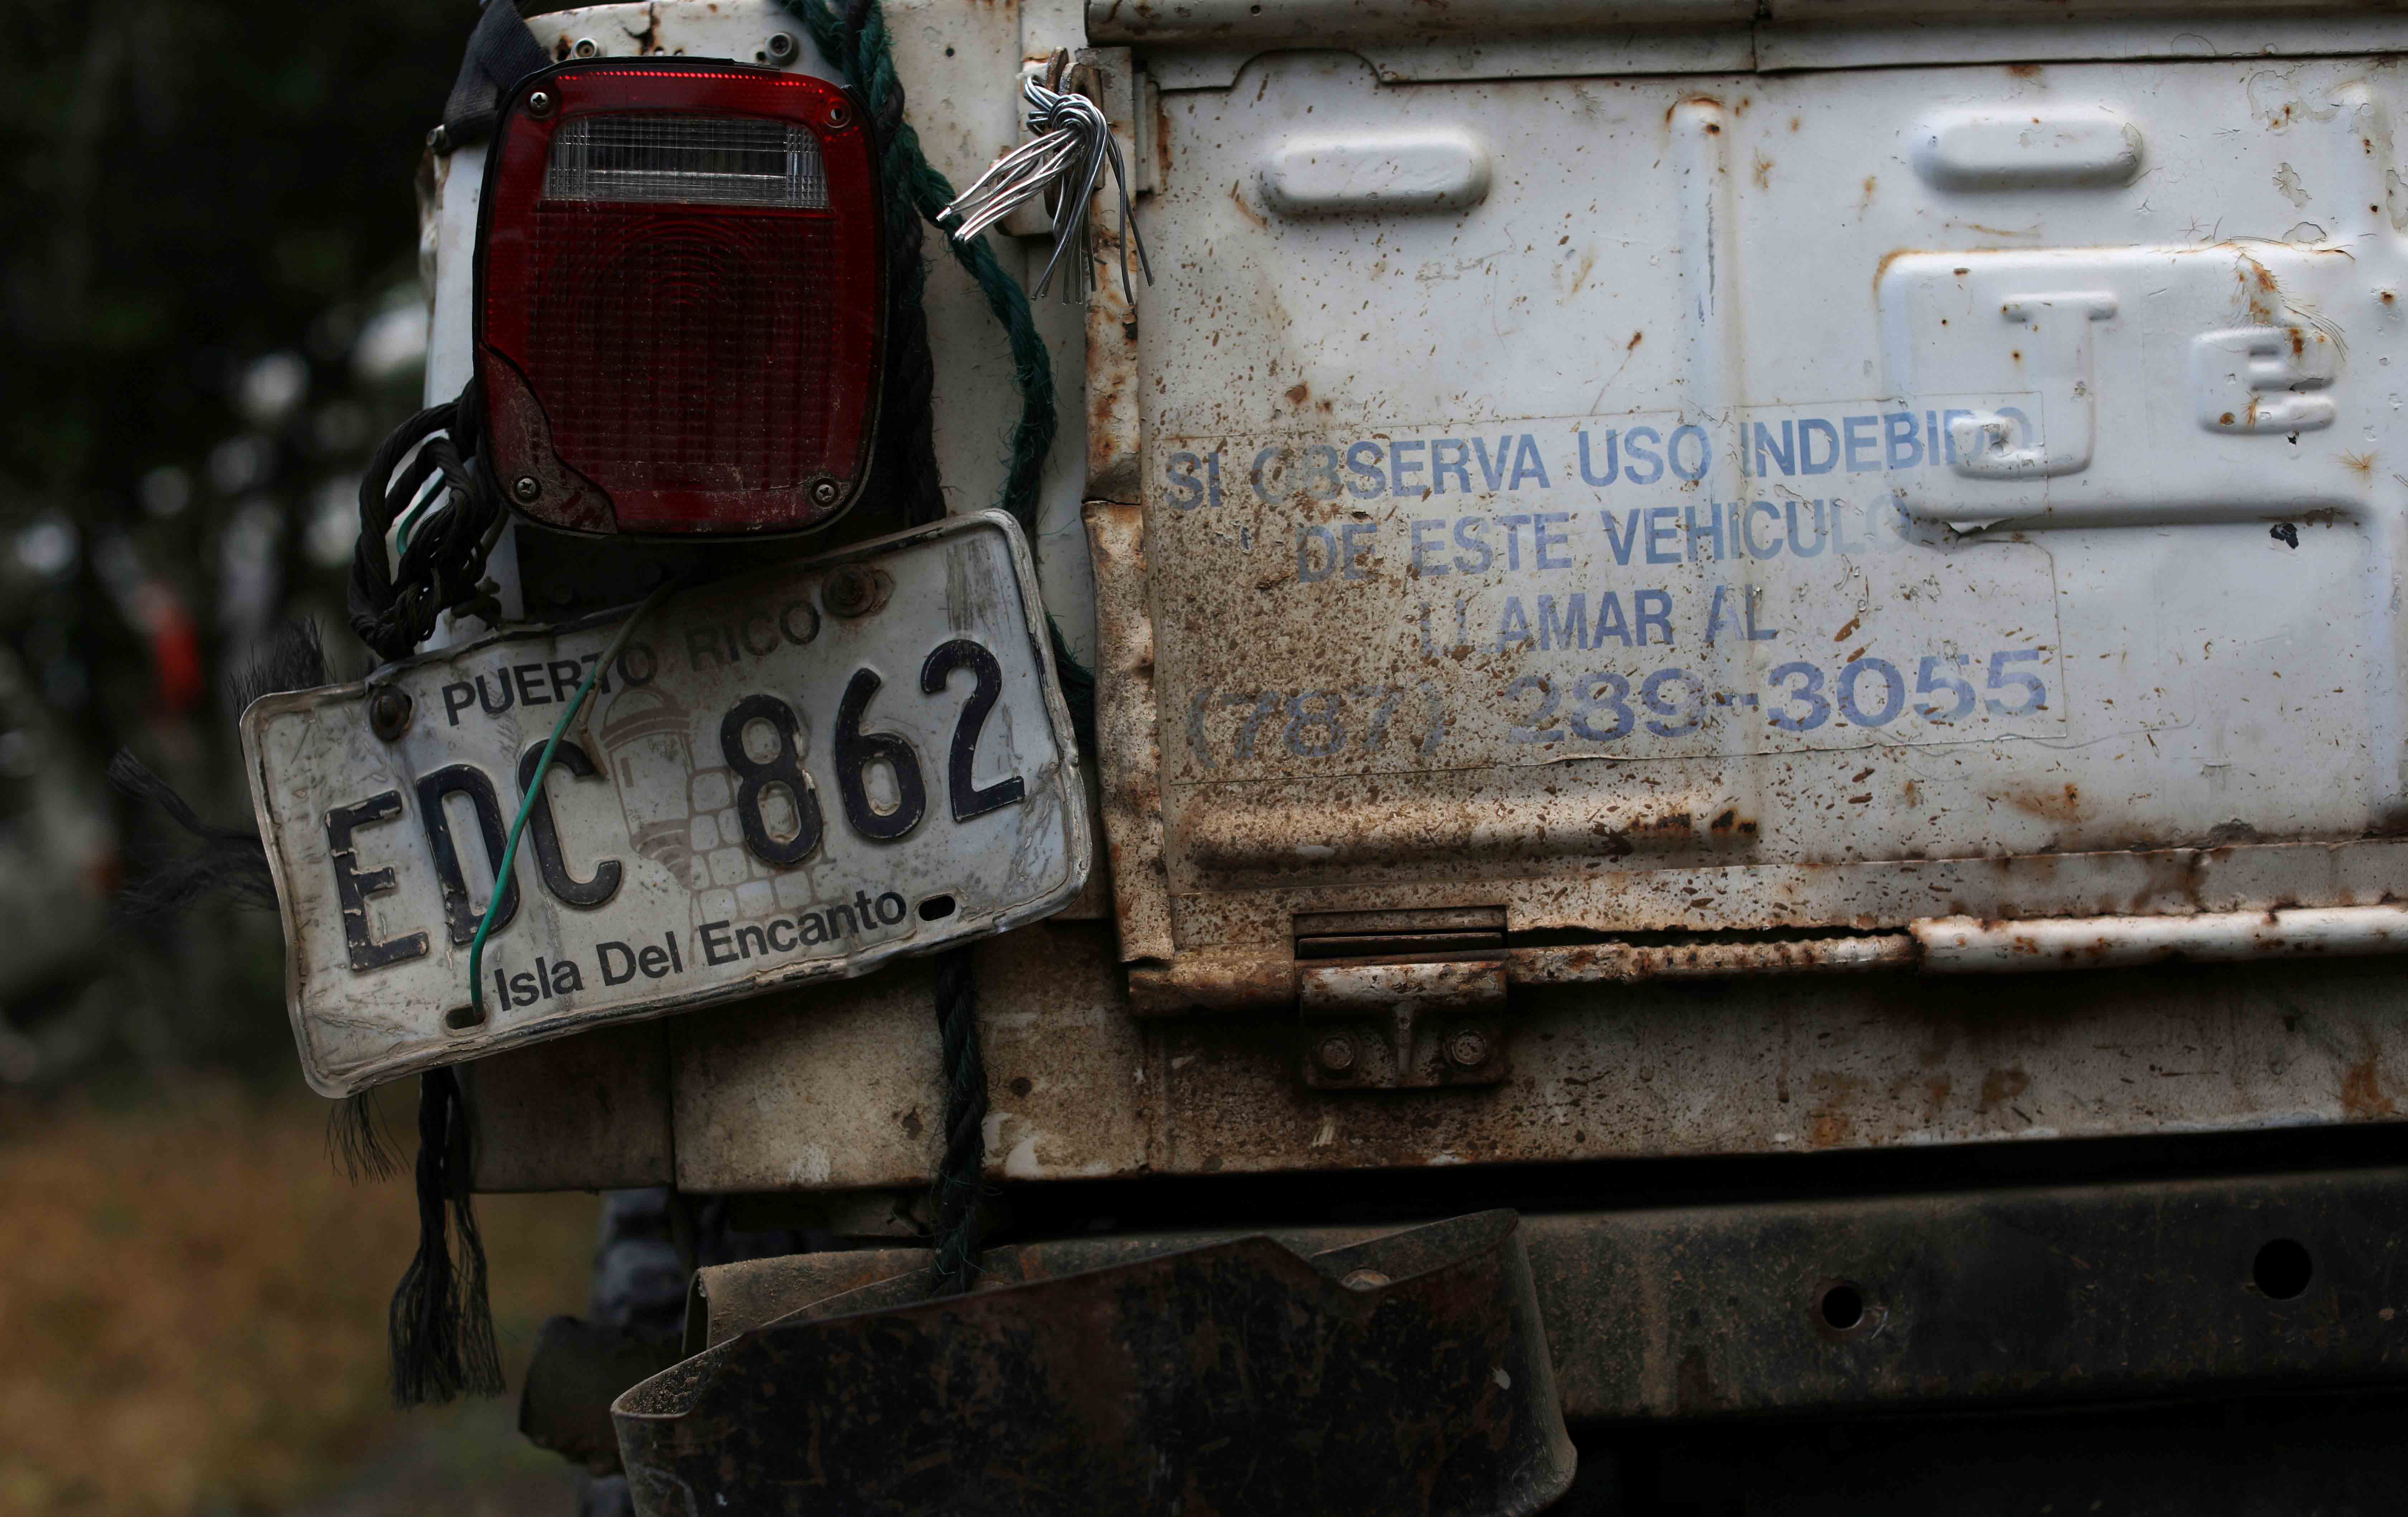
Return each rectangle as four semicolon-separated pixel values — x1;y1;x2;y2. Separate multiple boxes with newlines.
938;74;1152;304
347;383;508;664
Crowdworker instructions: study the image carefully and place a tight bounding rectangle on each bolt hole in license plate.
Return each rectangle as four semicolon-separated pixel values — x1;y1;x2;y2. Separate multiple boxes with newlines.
242;513;1088;1097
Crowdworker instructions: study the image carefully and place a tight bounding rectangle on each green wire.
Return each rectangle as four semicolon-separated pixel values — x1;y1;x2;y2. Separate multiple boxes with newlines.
464;576;685;1021
392;486;444;555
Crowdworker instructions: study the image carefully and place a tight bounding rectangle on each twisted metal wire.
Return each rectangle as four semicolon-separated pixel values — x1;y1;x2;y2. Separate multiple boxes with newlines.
347;379;507;665
940;76;1152;305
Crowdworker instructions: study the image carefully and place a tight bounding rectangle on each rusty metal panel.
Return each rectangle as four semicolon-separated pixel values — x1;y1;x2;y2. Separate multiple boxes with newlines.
1507;935;1917;982
560;922;2408;1191
1089;46;2408;1007
466;1018;673;1192
1078;48;1146;504
1918;903;2408;970
1095;2;1757;91
1523;1166;2408;1418
1759;4;2408;74
1090;0;1750;47
665;922;1150;1193
1146;956;2408;1173
666;962;943;1194
615;1212;1575;1517
685;1246;928;1356
687;1169;2408;1420
1299;958;1506;1014
1159;835;2408;977
1095;2;2408;90
1126;946;1299;1013
689;1229;1394;1350
1084;500;1176;960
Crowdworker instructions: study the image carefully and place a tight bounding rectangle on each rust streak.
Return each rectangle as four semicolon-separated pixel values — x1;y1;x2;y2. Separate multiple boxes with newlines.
1976;1068;2030;1116
2342;1055;2396;1118
1227;179;1267;230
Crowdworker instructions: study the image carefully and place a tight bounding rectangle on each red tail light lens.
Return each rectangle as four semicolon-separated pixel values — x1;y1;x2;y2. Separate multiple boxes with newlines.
476;64;883;536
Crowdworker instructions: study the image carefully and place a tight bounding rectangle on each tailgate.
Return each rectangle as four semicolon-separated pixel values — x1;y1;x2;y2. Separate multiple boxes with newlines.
1088;28;2408;1002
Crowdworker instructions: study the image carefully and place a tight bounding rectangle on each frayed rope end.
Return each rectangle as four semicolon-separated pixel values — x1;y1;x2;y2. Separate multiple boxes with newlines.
389;1069;504;1407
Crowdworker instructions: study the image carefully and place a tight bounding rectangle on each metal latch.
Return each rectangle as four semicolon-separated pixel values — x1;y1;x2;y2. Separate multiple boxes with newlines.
1295;908;1508;1091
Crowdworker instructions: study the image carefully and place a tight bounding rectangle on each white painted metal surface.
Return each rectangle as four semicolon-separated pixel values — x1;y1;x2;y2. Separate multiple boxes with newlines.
1916;904;2408;970
1259;129;1493;217
1093;2;2408;90
1104;43;2408;996
246;514;1085;1096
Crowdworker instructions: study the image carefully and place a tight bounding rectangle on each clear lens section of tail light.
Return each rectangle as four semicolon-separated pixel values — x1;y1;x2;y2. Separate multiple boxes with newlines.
544;116;830;209
476;65;883;537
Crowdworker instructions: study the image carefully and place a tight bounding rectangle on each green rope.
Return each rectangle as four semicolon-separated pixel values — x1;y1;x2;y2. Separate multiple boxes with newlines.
793;0;1055;531
465;577;684;1021
788;0;1093;748
790;0;1115;1301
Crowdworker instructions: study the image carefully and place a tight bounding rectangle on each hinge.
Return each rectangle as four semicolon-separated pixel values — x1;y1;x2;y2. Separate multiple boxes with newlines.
1295;908;1508;1091
1294;905;1505;964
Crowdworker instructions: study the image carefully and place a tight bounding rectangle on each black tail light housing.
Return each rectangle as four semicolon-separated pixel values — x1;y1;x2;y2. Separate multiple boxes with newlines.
475;62;884;536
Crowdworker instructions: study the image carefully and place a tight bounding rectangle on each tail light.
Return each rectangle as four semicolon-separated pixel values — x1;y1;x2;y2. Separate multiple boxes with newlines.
475;63;883;536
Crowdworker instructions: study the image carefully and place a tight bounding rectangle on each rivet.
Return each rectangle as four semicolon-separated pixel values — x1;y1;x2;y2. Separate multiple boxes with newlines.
425;124;452;154
526;90;555;118
572;37;598;58
823;564;879;618
810;477;844;507
368;686;413;742
1445;1027;1492;1069
512;475;542;503
765;32;797;61
1314;1032;1357;1074
825;101;852;130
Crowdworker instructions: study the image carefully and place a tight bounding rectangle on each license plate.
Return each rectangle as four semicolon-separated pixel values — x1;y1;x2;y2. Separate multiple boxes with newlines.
242;512;1088;1097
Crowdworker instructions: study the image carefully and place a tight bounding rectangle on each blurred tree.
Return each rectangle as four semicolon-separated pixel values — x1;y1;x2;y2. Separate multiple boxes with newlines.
1;0;466;716
0;0;473;1070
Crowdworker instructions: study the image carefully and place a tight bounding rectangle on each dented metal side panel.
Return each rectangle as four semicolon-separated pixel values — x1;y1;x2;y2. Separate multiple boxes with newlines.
1102;48;2408;1000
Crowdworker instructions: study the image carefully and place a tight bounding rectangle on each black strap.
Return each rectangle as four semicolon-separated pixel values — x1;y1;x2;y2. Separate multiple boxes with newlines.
439;0;550;152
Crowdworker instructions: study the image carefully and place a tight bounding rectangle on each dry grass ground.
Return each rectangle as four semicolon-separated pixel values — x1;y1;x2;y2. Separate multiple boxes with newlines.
0;1077;594;1516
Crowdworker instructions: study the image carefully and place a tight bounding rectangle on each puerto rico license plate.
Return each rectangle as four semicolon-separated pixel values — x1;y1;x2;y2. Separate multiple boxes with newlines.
243;512;1089;1097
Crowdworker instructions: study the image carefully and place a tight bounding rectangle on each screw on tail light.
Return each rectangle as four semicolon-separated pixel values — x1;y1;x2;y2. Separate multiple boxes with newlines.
475;63;884;537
